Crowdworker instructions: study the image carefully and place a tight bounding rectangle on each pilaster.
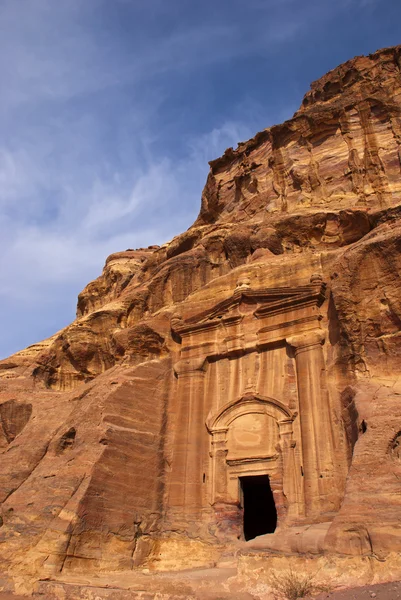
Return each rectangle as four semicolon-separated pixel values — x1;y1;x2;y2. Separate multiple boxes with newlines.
278;417;302;519
287;329;338;518
168;357;207;514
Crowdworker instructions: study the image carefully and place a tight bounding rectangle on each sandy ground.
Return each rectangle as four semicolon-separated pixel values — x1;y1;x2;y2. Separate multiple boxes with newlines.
314;580;401;599
1;580;401;599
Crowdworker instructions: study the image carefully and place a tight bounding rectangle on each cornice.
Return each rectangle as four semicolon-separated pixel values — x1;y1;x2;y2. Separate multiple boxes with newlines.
171;277;326;339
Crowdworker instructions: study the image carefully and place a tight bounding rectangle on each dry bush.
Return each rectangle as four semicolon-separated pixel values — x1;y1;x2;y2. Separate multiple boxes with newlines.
269;569;330;600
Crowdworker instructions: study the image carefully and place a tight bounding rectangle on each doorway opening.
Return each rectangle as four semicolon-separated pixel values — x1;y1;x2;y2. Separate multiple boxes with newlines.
240;475;277;541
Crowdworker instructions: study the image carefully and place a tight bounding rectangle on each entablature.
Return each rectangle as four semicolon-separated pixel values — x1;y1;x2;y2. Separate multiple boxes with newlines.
171;274;326;362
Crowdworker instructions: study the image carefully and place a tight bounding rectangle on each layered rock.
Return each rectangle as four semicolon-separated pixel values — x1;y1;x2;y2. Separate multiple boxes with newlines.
1;45;401;592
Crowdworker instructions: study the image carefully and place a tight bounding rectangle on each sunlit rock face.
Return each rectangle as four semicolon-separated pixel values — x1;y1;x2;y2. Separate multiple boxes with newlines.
1;45;401;589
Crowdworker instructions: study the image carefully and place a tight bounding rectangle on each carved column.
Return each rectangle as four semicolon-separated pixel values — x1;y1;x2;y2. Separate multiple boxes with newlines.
210;429;228;504
278;418;302;520
169;357;206;515
287;330;337;518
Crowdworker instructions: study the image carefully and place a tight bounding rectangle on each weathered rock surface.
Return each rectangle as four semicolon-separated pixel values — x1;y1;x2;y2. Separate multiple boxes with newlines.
1;45;401;595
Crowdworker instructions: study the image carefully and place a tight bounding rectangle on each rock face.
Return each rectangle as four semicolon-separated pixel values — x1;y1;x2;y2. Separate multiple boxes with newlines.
1;45;401;590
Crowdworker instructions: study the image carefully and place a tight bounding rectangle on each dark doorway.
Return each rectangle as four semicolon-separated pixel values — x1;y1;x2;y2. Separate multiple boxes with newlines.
240;475;277;541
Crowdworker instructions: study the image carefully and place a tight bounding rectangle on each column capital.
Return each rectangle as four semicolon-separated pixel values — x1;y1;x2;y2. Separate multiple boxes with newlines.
278;417;296;432
173;357;207;378
286;329;325;352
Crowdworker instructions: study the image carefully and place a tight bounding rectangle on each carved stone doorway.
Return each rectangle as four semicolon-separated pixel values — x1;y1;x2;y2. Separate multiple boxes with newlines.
240;474;277;540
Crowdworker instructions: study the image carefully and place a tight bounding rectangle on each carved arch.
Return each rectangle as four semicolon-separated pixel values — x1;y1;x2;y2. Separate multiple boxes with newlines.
206;393;295;433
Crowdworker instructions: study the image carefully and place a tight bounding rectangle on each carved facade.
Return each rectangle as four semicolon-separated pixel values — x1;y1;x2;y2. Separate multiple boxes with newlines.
167;274;347;540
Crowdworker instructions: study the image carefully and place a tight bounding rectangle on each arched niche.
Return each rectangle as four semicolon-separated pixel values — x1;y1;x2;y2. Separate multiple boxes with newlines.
207;393;294;433
206;394;297;509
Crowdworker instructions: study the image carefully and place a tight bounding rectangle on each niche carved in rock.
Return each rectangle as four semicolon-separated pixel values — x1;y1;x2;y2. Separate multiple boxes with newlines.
389;431;401;460
0;400;32;444
56;427;77;454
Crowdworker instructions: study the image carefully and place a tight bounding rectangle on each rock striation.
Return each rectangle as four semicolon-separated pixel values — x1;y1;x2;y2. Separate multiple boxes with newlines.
1;44;401;594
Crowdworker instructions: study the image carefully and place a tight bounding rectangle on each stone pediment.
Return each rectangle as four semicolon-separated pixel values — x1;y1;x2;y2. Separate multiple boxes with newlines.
172;275;326;339
206;393;295;433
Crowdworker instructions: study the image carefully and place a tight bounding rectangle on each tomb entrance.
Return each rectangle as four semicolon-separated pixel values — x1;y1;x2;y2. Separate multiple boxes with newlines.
240;474;277;540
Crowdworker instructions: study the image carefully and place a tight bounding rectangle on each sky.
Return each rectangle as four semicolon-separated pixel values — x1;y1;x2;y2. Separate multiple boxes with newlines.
0;0;400;359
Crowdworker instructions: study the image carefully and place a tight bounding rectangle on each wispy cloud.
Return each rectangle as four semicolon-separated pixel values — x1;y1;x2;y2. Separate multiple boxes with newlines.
0;101;253;356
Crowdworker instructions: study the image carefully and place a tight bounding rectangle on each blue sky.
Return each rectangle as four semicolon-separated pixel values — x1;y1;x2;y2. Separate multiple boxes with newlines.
0;0;400;359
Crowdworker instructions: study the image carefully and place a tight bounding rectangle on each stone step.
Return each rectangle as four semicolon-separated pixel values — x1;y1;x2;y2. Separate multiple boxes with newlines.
215;556;238;568
33;574;253;600
34;581;196;600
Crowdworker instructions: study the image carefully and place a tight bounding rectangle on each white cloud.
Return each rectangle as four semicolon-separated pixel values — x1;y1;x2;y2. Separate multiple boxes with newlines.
0;105;251;358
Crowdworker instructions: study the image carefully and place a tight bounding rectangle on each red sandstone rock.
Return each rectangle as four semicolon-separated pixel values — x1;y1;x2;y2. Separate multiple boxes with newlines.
1;45;401;595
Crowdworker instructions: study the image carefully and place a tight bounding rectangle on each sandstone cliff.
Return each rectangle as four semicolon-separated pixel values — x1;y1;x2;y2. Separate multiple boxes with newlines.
1;45;401;594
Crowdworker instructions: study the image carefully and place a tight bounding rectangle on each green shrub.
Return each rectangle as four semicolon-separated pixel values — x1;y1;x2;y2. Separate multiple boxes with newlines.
269;568;330;600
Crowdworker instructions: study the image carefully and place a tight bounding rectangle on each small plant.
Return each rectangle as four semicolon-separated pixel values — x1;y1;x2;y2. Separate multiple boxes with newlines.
269;568;330;600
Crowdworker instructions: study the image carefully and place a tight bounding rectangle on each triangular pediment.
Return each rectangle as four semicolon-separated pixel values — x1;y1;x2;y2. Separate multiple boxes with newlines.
172;279;326;337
